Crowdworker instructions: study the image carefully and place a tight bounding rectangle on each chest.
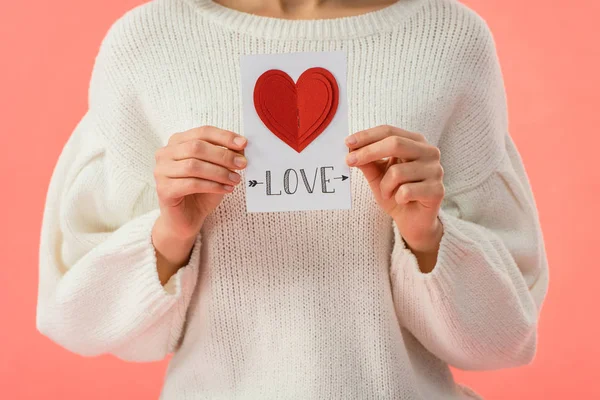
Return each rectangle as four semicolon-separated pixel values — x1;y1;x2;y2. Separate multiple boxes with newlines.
138;30;459;147
136;30;460;254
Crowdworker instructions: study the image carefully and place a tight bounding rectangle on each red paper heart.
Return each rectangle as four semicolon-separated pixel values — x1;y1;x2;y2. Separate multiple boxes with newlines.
253;67;339;153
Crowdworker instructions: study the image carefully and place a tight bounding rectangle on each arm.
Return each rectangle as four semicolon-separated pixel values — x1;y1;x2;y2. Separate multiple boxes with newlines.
389;16;549;371
36;17;200;362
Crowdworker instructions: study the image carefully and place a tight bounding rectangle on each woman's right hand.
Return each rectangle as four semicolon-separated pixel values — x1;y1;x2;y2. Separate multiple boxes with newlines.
153;126;248;240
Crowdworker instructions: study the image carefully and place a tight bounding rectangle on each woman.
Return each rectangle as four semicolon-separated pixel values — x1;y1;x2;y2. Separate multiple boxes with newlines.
36;0;549;398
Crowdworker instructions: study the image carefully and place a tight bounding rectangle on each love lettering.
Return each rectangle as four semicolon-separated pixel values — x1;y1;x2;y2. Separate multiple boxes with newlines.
248;166;349;195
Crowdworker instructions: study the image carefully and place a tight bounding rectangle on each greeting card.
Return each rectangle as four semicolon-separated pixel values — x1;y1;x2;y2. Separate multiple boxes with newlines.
240;51;351;213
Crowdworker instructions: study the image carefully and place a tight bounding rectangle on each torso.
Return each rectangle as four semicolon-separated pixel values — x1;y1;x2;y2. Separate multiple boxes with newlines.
118;0;478;397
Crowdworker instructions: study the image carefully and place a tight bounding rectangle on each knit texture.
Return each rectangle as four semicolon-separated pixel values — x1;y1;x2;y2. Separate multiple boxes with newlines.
36;0;549;398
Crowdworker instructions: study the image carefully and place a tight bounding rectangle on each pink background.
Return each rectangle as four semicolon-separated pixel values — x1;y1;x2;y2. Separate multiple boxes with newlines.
1;1;598;398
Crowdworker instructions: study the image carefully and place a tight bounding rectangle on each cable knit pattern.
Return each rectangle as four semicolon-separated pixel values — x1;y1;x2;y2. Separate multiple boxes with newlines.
36;0;549;399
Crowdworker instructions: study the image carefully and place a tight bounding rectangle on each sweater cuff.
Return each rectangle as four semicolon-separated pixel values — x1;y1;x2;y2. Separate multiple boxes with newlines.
389;206;484;330
162;232;202;297
389;208;480;345
87;208;201;321
390;207;476;284
163;231;202;350
389;207;538;367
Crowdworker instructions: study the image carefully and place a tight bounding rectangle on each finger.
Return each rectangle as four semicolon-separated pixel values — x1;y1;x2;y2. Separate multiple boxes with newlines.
345;125;426;150
161;178;234;202
346;135;423;166
380;161;429;200
357;160;387;184
168;125;247;151
161;158;241;186
170;139;248;170
395;180;445;206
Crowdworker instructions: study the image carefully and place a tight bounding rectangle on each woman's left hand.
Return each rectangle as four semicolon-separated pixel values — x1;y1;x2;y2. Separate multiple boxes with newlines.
345;125;445;254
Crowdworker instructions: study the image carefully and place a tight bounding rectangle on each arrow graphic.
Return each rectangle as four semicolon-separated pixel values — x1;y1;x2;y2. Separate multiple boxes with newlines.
333;175;349;181
248;180;264;187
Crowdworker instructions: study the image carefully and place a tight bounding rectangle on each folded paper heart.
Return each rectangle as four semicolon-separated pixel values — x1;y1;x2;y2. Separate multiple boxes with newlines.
253;67;339;153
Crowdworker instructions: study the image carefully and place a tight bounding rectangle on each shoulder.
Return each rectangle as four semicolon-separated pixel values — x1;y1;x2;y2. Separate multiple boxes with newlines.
434;1;504;91
88;0;197;105
93;0;192;72
426;0;498;58
423;0;495;36
407;0;503;97
86;1;191;183
403;0;498;64
428;2;509;192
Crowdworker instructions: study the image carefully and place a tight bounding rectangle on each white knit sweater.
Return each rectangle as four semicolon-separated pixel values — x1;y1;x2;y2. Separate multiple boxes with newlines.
36;0;549;398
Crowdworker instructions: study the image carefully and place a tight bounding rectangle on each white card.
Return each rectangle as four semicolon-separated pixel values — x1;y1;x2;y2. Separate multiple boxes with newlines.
240;51;352;213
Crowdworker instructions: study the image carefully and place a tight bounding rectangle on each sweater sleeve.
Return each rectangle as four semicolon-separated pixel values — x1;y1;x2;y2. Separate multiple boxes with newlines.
389;15;549;371
36;15;201;362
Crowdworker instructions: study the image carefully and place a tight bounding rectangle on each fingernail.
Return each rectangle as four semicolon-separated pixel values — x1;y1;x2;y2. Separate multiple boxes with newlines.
345;136;357;145
229;172;241;183
223;185;234;191
234;156;247;168
346;153;357;165
233;136;247;147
